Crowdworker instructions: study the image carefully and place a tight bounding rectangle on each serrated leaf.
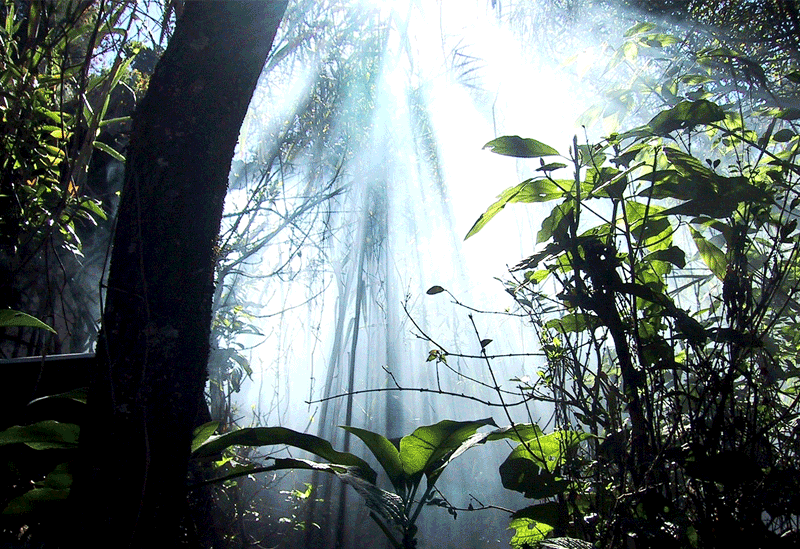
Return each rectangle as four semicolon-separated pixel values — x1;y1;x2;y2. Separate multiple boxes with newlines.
484;136;559;158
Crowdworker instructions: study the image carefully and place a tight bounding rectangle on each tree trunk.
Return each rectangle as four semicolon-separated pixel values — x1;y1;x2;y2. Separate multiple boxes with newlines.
72;2;287;546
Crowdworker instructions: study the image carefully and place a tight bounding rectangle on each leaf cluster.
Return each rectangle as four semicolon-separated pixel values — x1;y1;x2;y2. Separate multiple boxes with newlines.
467;21;800;546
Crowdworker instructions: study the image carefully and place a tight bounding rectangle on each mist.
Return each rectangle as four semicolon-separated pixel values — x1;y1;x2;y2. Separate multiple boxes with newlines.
210;1;633;547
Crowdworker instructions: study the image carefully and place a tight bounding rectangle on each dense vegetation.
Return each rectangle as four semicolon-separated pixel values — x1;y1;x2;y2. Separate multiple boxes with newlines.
1;1;799;548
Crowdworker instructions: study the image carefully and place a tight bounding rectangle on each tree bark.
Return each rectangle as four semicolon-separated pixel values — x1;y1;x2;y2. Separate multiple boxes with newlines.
72;2;287;546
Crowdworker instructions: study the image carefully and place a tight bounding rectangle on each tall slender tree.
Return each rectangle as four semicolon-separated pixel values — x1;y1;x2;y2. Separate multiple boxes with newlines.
71;2;287;546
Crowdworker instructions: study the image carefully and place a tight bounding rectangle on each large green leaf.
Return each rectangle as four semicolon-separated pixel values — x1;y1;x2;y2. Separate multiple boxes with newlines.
652;148;772;218
648;99;725;135
690;227;727;280
544;313;600;334
28;388;88;407
484;136;560;158
191;421;220;454
0;421;79;450
486;423;544;443
2;464;72;516
465;179;567;239
537;204;574;244
509;513;555;549
202;456;406;532
500;456;570;499
398;418;496;485
504;430;588;473
585;166;628;199
192;426;377;483
644;246;686;269
0;309;56;333
342;426;405;492
508;502;558;549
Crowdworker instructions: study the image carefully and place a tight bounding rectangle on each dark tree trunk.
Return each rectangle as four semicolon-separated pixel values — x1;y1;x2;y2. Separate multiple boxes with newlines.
71;2;287;546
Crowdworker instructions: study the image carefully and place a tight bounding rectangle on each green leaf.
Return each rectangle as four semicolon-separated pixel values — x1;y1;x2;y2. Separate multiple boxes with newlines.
399;418;496;485
465;179;567;239
191;421;220;454
0;421;79;450
229;350;252;376
483;136;559;158
544;313;600;334
690;227;727;280
28;388;88;407
773;128;795;142
93;140;125;162
500;456;570;499
644;246;686;269
202;457;353;486
577;144;606;167
0;309;56;333
486;423;544;443
537;204;573;244
191;426;377;483
540;538;596;549
204;456;405;531
80;199;108;221
341;426;405;492
509;514;554;549
512;502;559;530
3;479;71;515
537;162;567;172
624;22;656;37
647;99;725;135
98;115;131;127
495;427;587;499
586;166;627;199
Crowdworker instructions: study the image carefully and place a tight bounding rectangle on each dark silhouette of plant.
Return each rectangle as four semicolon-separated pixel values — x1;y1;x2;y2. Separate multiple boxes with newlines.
190;417;564;549
0;0;168;357
465;19;800;545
